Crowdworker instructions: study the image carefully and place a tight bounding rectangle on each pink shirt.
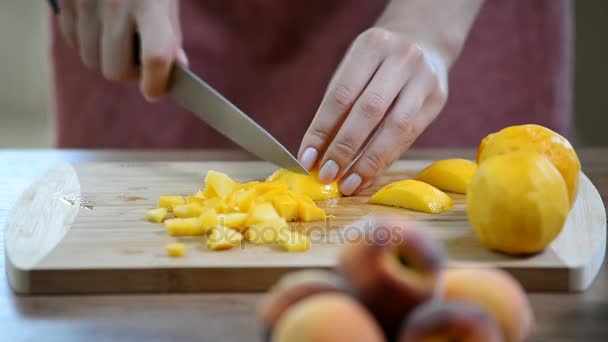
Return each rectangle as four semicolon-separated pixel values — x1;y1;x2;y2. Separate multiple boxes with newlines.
51;0;573;151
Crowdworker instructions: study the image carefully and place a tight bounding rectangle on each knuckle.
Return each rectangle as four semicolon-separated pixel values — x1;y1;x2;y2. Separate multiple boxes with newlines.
359;27;392;49
390;112;416;137
333;136;358;158
309;125;331;143
330;84;354;111
359;92;386;121
362;151;386;174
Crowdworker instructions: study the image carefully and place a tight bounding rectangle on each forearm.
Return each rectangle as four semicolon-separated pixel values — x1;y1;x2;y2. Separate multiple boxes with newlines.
376;0;485;68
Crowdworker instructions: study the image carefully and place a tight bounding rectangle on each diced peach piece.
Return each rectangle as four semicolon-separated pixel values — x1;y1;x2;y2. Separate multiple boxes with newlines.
226;188;257;212
202;197;229;213
166;243;186;258
164;218;205;236
248;202;281;225
278;229;311;252
207;226;243;251
203;170;237;200
173;202;204;218
186;195;206;206
267;168;342;200
217;213;249;232
146;208;168;223
200;208;219;231
253;180;289;195
273;194;299;221
157;196;185;212
294;194;326;222
245;218;288;245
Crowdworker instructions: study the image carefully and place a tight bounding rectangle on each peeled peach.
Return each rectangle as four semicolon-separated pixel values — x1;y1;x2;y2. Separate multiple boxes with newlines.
339;217;445;335
371;180;454;214
416;159;477;194
399;301;503;342
272;294;385;342
267;169;341;200
442;268;534;342
258;270;350;333
477;124;580;206
467;153;569;254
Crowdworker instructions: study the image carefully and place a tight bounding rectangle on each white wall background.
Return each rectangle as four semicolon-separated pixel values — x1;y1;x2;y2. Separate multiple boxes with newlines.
0;1;51;148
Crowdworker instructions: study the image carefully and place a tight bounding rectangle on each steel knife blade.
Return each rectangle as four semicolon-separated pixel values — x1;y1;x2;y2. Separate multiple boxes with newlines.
168;65;309;175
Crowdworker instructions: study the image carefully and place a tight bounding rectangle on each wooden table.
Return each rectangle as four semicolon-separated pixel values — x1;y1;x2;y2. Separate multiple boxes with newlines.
1;149;606;341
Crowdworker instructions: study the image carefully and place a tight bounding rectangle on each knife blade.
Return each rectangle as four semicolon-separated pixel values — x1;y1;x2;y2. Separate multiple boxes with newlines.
168;64;309;175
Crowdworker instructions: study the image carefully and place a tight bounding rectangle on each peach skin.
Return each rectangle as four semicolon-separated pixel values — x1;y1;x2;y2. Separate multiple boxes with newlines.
399;301;503;342
339;216;445;336
272;293;385;342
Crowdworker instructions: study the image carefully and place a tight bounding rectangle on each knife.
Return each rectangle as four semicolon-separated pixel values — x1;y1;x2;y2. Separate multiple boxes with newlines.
47;0;309;175
169;65;309;175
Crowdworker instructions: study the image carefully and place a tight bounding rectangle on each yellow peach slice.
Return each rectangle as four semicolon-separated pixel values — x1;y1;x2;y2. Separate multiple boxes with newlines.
146;208;168;223
202;197;229;214
207;226;243;251
267;169;341;200
416;159;477;194
200;208;219;231
370;180;454;214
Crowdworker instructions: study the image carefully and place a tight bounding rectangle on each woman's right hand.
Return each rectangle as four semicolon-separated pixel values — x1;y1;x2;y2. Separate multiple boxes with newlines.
57;0;186;101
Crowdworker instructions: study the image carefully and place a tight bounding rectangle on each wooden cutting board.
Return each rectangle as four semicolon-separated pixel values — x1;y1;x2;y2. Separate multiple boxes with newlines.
5;161;606;294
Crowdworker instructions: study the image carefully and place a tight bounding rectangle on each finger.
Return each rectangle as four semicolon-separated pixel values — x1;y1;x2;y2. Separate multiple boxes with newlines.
318;45;424;184
340;73;437;196
58;0;78;48
135;3;181;101
76;0;100;70
100;1;136;82
298;28;393;171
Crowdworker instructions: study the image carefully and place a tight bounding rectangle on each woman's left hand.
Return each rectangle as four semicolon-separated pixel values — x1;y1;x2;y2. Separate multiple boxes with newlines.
298;27;449;196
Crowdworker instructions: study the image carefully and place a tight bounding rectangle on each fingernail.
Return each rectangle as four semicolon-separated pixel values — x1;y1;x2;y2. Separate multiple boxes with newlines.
318;160;340;183
340;173;362;196
177;48;189;66
299;147;318;171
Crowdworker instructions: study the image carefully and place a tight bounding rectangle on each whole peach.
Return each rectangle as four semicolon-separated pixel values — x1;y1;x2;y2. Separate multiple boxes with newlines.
442;268;534;342
399;301;503;342
339;216;445;335
272;293;385;342
258;269;350;335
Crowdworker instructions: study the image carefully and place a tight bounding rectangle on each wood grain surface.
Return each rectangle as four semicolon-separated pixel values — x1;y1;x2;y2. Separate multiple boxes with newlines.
4;159;605;294
1;149;607;341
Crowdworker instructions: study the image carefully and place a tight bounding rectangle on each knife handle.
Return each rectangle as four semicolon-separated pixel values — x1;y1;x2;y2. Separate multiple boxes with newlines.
46;0;142;66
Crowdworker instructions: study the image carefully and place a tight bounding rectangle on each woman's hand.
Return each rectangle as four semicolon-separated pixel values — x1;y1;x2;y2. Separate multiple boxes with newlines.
299;27;449;196
57;0;186;101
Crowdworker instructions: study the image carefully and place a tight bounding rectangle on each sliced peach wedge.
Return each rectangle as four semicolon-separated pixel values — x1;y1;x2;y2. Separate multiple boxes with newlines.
370;180;454;214
415;158;477;194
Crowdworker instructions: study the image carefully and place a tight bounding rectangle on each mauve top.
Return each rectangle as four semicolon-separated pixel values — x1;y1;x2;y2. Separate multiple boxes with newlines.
50;0;573;151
